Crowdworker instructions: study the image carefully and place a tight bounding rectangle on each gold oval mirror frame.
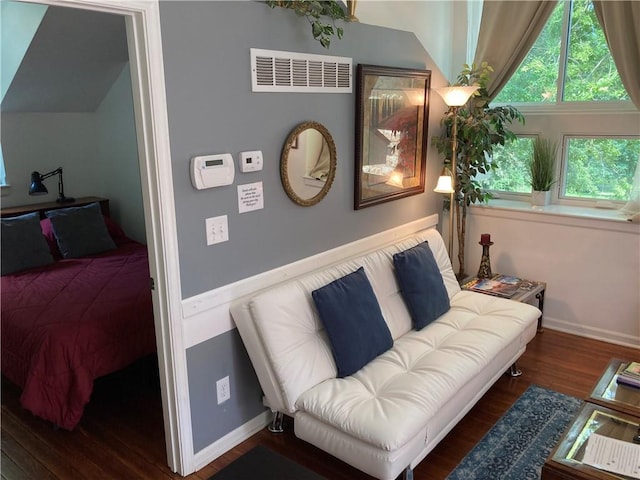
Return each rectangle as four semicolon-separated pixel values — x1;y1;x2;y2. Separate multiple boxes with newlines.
280;121;337;207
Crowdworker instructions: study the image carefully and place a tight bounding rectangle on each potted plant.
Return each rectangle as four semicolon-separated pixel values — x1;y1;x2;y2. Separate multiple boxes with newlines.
266;0;349;49
529;137;558;206
432;63;524;278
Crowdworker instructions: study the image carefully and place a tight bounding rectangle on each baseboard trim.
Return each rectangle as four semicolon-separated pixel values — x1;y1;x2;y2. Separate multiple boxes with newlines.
192;410;271;472
544;318;639;349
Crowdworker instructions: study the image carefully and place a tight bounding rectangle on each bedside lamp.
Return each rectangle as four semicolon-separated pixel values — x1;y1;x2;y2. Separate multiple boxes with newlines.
29;168;74;204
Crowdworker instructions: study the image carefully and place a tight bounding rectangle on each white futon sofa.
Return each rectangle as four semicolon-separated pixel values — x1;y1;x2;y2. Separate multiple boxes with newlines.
230;227;539;480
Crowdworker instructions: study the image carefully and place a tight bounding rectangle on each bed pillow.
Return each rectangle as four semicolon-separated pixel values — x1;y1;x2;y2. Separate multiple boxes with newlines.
45;202;117;258
311;267;393;378
393;241;450;330
1;212;54;275
41;215;127;258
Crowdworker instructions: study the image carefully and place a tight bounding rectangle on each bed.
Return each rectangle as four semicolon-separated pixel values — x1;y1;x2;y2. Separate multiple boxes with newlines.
0;199;157;430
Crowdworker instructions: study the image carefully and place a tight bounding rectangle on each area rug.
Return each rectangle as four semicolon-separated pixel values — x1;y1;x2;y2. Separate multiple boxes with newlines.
446;385;582;480
208;445;326;480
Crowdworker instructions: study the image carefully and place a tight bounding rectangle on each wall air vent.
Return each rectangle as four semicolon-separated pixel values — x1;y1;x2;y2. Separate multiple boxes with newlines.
251;48;352;93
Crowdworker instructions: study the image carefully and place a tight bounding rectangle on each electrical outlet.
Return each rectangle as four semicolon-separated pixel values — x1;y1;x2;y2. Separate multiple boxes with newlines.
216;376;230;404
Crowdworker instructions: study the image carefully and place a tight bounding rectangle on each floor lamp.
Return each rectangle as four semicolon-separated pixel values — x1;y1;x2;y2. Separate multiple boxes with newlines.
433;86;479;261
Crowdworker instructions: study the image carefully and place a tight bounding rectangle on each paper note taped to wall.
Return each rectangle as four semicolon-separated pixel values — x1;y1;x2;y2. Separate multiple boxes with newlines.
238;182;264;213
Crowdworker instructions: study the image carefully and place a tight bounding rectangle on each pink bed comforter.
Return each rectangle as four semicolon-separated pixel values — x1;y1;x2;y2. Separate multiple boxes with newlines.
1;241;156;430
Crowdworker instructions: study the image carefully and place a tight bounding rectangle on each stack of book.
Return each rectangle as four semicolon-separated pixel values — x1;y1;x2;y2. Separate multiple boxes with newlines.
616;361;640;389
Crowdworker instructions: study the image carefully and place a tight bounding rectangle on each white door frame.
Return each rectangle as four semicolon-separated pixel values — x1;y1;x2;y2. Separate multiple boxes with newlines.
19;0;193;474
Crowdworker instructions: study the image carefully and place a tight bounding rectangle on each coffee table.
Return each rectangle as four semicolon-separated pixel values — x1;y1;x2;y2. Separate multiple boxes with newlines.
542;359;640;480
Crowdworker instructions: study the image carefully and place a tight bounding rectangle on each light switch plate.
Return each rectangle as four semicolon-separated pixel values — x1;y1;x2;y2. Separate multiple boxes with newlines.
239;150;263;172
205;215;229;245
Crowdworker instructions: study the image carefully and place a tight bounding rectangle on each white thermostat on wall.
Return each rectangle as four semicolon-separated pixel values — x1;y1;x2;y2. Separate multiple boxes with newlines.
190;153;235;189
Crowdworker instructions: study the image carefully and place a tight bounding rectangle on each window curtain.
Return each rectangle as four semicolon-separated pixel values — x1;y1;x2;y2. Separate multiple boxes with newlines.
474;1;557;99
593;2;640;218
593;1;640;109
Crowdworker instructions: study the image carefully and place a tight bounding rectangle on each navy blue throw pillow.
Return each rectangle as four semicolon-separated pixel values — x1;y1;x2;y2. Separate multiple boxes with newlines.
393;241;450;330
1;212;54;275
46;202;116;258
311;267;393;378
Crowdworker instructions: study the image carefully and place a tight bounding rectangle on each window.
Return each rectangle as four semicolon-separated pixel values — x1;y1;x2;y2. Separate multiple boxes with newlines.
562;137;640;201
477;137;533;196
0;144;6;186
494;0;628;104
484;0;637;207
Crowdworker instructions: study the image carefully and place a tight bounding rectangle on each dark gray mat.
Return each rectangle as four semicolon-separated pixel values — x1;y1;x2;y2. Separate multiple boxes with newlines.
208;445;326;480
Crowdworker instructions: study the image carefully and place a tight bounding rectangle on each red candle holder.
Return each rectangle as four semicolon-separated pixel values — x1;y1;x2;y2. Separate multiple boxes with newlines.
477;234;493;279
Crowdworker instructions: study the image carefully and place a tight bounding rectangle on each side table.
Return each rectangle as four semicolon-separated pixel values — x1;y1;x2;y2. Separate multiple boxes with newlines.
461;275;546;333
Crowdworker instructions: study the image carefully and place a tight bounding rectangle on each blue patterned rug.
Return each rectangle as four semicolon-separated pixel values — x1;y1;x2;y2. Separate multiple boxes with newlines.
446;385;582;480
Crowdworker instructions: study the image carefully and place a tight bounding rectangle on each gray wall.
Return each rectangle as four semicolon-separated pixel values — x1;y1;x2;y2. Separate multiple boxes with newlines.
159;1;447;453
96;64;146;242
186;329;264;452
1;112;99;205
159;1;446;299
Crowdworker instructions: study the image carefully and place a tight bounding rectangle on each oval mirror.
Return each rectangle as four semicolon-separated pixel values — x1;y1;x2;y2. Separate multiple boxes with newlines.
280;121;337;207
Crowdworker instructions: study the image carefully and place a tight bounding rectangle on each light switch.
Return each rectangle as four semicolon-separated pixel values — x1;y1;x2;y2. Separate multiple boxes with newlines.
205;215;229;245
239;150;263;172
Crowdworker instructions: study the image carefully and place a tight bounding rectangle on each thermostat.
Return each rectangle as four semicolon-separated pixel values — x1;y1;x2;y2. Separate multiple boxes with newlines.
239;150;263;173
190;154;235;189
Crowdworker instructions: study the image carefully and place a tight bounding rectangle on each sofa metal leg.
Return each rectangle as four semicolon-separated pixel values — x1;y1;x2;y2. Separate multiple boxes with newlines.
401;466;414;480
509;362;523;377
268;411;284;433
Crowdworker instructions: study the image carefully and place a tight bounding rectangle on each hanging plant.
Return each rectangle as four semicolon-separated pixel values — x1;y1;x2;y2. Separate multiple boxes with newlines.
266;0;349;49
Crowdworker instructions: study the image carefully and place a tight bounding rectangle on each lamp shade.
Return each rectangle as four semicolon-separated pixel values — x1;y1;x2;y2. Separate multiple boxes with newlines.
434;85;479;107
434;174;453;193
29;172;48;195
433;166;454;193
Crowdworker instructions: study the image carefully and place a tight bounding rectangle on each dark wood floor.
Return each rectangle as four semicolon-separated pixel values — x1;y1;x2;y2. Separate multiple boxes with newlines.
2;330;638;480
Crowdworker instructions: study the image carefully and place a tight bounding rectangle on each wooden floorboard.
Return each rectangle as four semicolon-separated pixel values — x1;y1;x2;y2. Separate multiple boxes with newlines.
2;331;638;479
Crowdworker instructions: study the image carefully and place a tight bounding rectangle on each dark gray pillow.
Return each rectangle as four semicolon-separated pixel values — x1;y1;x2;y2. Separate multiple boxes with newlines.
1;212;54;275
45;202;116;258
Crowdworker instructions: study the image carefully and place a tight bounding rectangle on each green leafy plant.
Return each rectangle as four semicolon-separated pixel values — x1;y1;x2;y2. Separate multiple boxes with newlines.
266;0;349;49
529;137;558;191
432;62;524;278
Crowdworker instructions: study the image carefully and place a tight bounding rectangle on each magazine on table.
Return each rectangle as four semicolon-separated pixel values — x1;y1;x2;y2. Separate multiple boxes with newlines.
463;274;523;299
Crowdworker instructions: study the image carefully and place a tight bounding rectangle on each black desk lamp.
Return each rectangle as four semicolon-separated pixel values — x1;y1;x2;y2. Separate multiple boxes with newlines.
29;168;75;204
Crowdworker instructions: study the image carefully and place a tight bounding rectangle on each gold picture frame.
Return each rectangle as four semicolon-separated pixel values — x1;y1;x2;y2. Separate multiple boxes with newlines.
354;64;431;209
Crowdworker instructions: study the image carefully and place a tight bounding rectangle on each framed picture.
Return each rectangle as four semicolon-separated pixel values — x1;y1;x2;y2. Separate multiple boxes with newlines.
354;64;431;209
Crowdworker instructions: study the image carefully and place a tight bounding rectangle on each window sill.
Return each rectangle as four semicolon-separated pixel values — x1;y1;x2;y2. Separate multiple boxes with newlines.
470;199;639;234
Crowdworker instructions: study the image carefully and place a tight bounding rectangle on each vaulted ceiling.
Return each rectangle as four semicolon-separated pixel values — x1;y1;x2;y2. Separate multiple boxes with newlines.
1;4;128;113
